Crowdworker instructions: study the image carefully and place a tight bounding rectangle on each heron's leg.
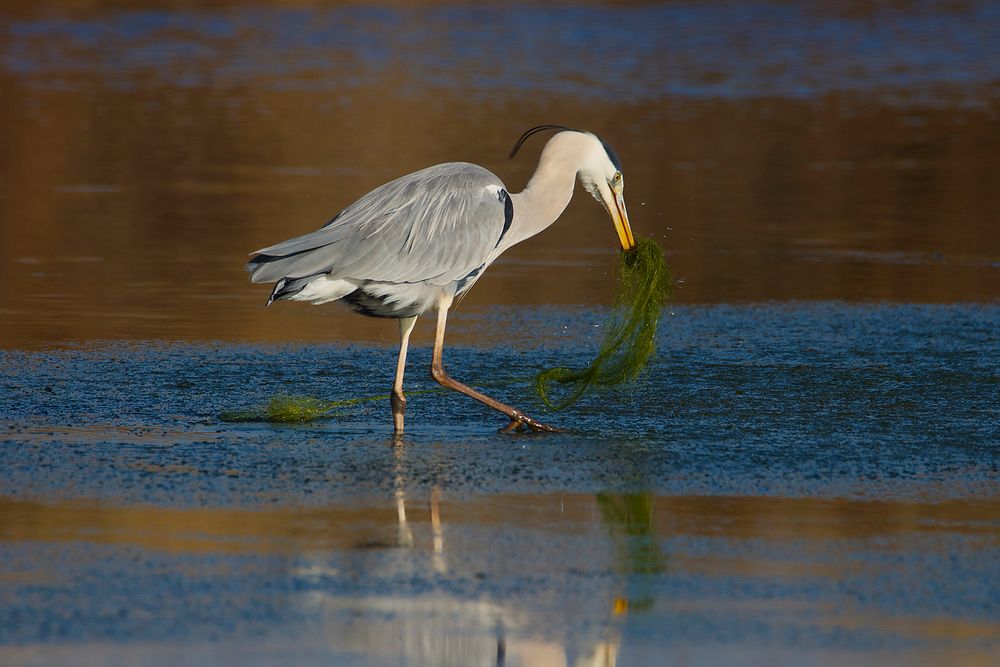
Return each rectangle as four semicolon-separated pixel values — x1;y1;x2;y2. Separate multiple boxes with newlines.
392;316;418;434
430;297;561;433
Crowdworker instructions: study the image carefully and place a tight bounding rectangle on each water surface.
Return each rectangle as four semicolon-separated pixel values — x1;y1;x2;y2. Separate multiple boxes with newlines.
1;0;998;348
2;304;998;664
1;2;998;664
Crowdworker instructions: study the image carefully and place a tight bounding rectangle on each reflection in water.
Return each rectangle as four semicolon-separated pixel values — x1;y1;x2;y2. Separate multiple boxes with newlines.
597;493;665;614
430;485;445;575
1;481;999;664
314;444;624;667
393;439;414;549
597;493;665;575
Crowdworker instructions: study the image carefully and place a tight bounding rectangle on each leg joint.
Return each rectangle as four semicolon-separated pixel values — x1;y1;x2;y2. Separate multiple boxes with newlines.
430;362;448;384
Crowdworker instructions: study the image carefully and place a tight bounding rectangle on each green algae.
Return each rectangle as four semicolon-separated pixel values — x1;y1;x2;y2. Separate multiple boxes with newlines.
221;394;378;423
221;387;452;424
534;237;671;410
265;395;342;422
221;395;340;423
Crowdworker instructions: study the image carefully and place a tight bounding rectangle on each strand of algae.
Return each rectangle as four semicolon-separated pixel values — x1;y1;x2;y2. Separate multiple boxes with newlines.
534;236;671;410
221;379;523;424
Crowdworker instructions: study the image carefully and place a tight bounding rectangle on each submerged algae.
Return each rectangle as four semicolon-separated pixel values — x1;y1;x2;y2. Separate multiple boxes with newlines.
221;395;344;423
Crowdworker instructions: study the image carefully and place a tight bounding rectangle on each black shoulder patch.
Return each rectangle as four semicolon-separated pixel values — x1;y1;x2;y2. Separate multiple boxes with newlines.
495;189;513;248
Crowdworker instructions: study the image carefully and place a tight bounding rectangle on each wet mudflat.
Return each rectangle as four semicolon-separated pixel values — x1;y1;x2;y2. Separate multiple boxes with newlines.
2;304;998;665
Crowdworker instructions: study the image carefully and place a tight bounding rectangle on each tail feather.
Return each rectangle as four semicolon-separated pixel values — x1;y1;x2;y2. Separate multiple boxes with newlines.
266;274;322;305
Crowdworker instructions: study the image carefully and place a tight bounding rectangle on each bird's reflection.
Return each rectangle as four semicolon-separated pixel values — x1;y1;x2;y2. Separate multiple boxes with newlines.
298;437;639;667
393;437;414;548
430;485;446;575
393;438;446;572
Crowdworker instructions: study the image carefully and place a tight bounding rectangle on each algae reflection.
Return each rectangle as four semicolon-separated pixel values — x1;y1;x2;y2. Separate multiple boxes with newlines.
597;492;667;614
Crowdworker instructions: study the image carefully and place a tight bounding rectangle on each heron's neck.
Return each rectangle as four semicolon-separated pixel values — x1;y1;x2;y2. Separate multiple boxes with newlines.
506;157;578;248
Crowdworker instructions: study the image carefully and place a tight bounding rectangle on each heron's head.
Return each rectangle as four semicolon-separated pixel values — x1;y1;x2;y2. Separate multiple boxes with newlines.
510;125;636;252
574;133;636;252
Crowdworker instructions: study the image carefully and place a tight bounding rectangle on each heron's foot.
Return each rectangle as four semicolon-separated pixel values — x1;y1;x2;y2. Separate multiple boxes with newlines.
499;415;564;434
500;420;520;434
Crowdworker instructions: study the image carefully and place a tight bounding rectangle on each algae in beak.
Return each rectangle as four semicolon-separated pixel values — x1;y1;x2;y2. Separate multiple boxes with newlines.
535;236;671;410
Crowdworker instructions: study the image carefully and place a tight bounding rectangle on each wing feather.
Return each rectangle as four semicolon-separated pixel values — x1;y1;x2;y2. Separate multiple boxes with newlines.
247;163;507;287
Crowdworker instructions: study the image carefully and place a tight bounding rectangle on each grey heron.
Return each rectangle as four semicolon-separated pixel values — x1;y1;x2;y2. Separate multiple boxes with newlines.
247;125;636;433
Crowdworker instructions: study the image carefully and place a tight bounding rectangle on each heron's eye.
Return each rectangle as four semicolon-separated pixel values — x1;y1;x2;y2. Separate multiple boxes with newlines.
610;171;623;191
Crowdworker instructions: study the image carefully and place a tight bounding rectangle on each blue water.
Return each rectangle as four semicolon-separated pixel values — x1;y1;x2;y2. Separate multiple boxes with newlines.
1;303;998;664
2;303;996;502
4;2;999;102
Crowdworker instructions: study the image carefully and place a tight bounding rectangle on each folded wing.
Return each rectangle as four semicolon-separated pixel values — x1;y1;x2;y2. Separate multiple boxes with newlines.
246;162;509;289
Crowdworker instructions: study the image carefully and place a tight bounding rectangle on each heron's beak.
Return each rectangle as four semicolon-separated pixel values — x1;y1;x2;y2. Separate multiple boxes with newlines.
609;191;636;252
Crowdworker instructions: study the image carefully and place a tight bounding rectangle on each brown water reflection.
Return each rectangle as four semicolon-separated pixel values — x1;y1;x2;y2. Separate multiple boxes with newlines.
1;2;998;348
2;490;998;665
5;492;996;559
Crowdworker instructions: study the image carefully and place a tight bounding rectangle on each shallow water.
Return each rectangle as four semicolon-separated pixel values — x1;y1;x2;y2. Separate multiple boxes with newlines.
1;1;999;664
2;304;999;665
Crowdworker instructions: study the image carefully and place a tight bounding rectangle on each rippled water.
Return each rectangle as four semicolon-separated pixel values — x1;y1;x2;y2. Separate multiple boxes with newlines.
2;304;999;664
5;3;999;99
1;1;998;664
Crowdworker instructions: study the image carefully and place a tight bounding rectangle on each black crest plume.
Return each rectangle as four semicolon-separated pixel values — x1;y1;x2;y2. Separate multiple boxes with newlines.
509;124;580;159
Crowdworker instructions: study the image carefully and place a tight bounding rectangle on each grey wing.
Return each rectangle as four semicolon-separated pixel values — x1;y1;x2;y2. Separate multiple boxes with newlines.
246;163;510;286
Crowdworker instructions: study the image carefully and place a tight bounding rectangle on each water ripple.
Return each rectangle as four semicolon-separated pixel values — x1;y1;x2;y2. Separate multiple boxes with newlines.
4;2;999;102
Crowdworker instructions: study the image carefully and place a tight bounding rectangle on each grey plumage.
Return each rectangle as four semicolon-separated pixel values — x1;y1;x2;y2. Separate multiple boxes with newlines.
247;162;510;316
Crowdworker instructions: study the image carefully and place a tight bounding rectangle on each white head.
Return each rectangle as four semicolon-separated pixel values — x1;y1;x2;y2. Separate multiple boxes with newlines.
510;125;636;251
